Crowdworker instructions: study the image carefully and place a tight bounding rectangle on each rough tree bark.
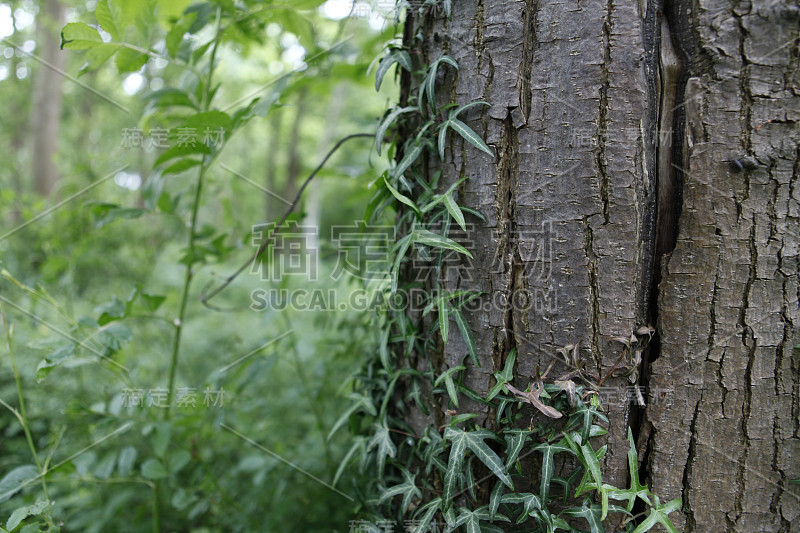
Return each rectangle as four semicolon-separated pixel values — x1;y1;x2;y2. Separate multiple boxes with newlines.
402;0;799;530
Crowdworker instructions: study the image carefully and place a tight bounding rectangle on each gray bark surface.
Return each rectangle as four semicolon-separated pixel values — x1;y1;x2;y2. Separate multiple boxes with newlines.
403;0;799;529
647;1;800;531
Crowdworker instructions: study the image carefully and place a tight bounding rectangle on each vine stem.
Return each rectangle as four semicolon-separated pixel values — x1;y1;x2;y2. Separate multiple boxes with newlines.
165;6;222;419
200;132;374;305
1;309;57;529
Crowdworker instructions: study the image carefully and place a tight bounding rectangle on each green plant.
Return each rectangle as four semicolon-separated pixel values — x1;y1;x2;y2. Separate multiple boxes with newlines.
331;22;682;533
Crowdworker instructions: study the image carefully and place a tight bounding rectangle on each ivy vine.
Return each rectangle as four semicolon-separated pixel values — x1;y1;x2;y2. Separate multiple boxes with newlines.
332;5;682;533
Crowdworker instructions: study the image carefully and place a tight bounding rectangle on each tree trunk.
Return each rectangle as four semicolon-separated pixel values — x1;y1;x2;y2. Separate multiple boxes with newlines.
647;2;800;531
31;0;66;197
403;0;798;529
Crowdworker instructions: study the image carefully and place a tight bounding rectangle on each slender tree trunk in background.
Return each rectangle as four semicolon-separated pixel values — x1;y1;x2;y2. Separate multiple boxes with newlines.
31;0;66;197
265;110;283;220
306;83;346;251
285;88;308;203
403;1;798;530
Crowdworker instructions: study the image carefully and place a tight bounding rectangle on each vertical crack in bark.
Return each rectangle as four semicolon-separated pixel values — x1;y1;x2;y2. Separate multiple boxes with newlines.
654;15;684;258
735;214;759;528
681;398;700;532
638;1;692;517
492;113;522;412
584;219;604;379
596;0;614;225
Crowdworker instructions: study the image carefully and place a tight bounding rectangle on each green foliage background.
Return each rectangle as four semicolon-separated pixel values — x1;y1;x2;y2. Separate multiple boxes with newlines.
0;1;395;531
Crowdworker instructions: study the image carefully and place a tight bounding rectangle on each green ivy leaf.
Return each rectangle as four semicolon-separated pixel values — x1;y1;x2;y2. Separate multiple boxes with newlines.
384;177;421;217
413;229;472;258
376;106;416;155
443;192;466;231
503;428;531;469
534;443;573;503
608;428;652;511
452;308;479;368
413;498;441;533
327;393;376;441
444;427;513;509
393;142;426;182
489;480;505;519
378;468;421;514
631;496;682;533
421;55;458;112
500;492;543;524
562;499;605;533
448;118;494;158
375;49;412;91
367;423;396;474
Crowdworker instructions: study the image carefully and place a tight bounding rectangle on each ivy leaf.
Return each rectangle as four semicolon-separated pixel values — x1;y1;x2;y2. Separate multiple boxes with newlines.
376;106;416;155
487;349;516;401
421;55;458;112
503;428;532;469
412;498;441;533
332;437;366;487
449;118;494;158
384;177;421;217
327;393;376;441
563;500;630;532
378;468;421;514
442;427;468;508
452;308;479;367
434;365;465;408
437;295;450;344
578;443;610;519
367;423;396;474
489;480;505;519
393;142;425;182
631;496;682;533
607;427;652;511
443;192;466;231
500;493;542;524
375;49;412;91
444;427;513;509
452;506;500;533
567;402;609;443
533;442;574;503
413;229;472;257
